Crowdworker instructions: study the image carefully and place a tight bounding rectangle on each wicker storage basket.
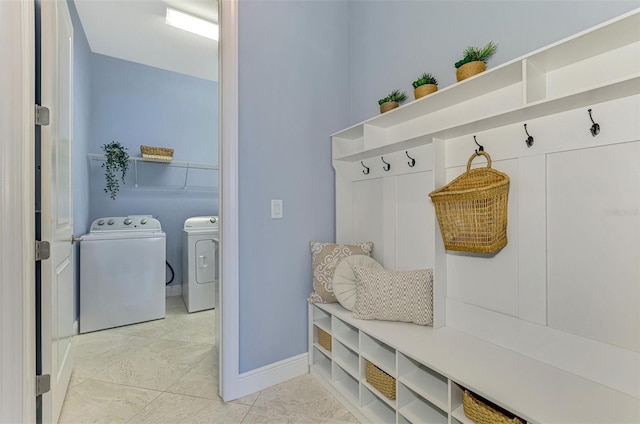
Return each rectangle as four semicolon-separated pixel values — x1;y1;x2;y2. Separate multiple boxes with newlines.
428;151;509;253
456;61;486;81
317;327;332;352
140;145;174;162
463;390;524;424
365;360;396;400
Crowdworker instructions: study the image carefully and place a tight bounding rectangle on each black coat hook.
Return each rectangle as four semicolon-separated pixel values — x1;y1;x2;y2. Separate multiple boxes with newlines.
405;151;416;167
474;136;484;155
524;124;534;148
588;109;600;137
381;156;391;171
361;161;370;175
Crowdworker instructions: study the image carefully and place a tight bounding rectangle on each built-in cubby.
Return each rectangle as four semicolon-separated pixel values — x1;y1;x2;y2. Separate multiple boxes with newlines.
315;9;640;424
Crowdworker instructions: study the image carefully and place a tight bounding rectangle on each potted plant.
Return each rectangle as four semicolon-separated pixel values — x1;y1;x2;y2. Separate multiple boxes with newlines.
412;73;438;99
101;141;129;200
455;41;498;82
378;89;407;114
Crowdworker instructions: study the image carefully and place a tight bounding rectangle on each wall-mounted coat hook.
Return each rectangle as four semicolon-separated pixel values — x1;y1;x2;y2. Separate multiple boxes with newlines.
474;135;484;155
405;151;416;167
588;108;600;137
524;124;534;148
381;156;391;172
361;161;370;175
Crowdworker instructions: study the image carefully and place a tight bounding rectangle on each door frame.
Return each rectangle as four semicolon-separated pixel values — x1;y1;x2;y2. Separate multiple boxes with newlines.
0;0;37;423
219;0;241;402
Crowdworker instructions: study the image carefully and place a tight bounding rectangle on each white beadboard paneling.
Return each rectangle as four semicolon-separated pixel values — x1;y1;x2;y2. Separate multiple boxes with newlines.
394;172;434;271
447;298;640;398
517;155;547;325
352;178;384;264
547;141;640;352
446;158;520;317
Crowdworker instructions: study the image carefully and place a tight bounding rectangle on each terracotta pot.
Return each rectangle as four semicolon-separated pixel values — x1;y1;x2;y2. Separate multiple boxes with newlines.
414;84;438;99
456;61;486;82
379;101;399;114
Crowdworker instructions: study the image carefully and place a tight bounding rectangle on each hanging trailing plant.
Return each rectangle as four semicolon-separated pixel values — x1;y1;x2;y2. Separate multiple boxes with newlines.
101;141;129;200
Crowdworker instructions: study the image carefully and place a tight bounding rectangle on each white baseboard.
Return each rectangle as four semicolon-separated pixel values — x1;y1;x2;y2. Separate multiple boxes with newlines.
237;353;309;398
166;284;182;297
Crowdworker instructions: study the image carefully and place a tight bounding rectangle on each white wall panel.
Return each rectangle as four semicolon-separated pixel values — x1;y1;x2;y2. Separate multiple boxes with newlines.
394;171;434;271
446;159;520;317
547;141;640;352
352;178;384;263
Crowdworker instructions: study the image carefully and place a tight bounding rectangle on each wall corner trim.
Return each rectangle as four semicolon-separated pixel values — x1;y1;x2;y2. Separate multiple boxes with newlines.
237;353;309;398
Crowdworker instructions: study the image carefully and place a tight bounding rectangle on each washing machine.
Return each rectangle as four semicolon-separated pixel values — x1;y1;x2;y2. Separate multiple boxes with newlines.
182;216;219;313
80;216;166;333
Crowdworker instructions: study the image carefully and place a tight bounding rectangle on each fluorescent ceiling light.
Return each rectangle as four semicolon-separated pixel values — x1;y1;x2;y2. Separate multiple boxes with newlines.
166;7;218;41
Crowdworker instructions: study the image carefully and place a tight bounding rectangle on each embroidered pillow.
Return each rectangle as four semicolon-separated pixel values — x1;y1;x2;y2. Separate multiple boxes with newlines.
308;241;374;304
333;255;383;311
352;266;433;326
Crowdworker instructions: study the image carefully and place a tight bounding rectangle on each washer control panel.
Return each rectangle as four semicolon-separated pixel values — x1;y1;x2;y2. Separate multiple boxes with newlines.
90;216;162;232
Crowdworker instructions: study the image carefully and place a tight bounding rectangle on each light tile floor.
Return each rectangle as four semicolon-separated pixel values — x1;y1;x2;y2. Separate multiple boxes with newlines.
60;296;358;424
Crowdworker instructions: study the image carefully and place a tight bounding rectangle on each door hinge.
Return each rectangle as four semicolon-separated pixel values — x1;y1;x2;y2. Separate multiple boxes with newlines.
35;240;50;261
35;104;50;126
36;374;51;396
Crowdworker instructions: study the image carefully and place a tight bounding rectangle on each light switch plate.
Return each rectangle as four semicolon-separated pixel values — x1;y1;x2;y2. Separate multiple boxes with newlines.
271;199;283;219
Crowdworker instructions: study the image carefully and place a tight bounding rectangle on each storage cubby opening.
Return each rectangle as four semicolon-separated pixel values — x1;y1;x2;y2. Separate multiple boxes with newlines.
314;325;332;357
312;346;331;380
332;362;359;404
312;306;331;332
361;333;396;375
398;383;447;424
398;354;448;411
360;385;396;423
332;317;359;351
332;339;359;379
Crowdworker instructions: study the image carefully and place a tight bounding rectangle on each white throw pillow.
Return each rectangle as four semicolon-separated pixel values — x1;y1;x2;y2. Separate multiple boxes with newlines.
352;266;433;326
333;255;383;311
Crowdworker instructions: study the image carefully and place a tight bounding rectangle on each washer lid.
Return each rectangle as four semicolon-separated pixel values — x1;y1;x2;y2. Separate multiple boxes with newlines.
184;216;219;231
89;216;162;232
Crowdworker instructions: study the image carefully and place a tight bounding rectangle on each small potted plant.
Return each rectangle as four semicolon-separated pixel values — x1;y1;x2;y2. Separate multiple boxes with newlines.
378;89;407;114
101;141;129;200
412;73;438;99
455;41;498;82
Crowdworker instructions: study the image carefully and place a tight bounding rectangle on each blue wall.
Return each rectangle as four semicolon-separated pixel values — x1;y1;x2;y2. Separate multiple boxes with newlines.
237;0;351;372
87;54;219;289
349;0;640;123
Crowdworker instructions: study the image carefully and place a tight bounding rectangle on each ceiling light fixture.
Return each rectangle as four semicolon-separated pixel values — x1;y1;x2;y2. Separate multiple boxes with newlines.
166;7;218;41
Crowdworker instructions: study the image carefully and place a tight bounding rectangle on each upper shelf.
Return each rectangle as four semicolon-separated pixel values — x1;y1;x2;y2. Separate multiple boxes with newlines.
332;8;640;159
88;153;218;170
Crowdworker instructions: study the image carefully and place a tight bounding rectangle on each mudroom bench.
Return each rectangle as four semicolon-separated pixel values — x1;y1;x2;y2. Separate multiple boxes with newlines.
309;302;639;424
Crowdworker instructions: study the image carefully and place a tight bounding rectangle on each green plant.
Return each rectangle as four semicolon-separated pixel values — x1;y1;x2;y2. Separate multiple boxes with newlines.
455;41;498;69
378;89;408;105
412;73;438;89
101;141;129;200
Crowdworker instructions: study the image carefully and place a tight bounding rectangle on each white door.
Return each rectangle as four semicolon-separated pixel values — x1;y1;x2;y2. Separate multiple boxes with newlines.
40;0;75;422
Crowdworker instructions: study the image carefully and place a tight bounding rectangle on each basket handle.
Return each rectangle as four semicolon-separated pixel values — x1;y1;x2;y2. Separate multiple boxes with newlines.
467;151;492;171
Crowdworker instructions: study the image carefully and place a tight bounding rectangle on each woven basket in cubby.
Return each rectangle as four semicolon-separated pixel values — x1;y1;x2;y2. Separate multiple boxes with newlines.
317;327;332;352
365;360;396;400
463;390;524;424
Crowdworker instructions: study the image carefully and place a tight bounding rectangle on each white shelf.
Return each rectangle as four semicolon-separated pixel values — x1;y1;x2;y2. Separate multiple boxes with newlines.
361;386;396;423
88;153;218;170
332;317;359;351
451;406;474;424
313;342;331;359
313;317;331;334
361;333;395;376
332;340;359;379
399;399;447;424
333;363;359;405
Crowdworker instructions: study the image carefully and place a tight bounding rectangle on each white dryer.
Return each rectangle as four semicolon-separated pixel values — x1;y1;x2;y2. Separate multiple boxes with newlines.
182;216;219;313
80;216;166;333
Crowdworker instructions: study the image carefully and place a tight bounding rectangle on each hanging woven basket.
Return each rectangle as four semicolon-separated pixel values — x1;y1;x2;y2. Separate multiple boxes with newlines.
429;151;509;253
